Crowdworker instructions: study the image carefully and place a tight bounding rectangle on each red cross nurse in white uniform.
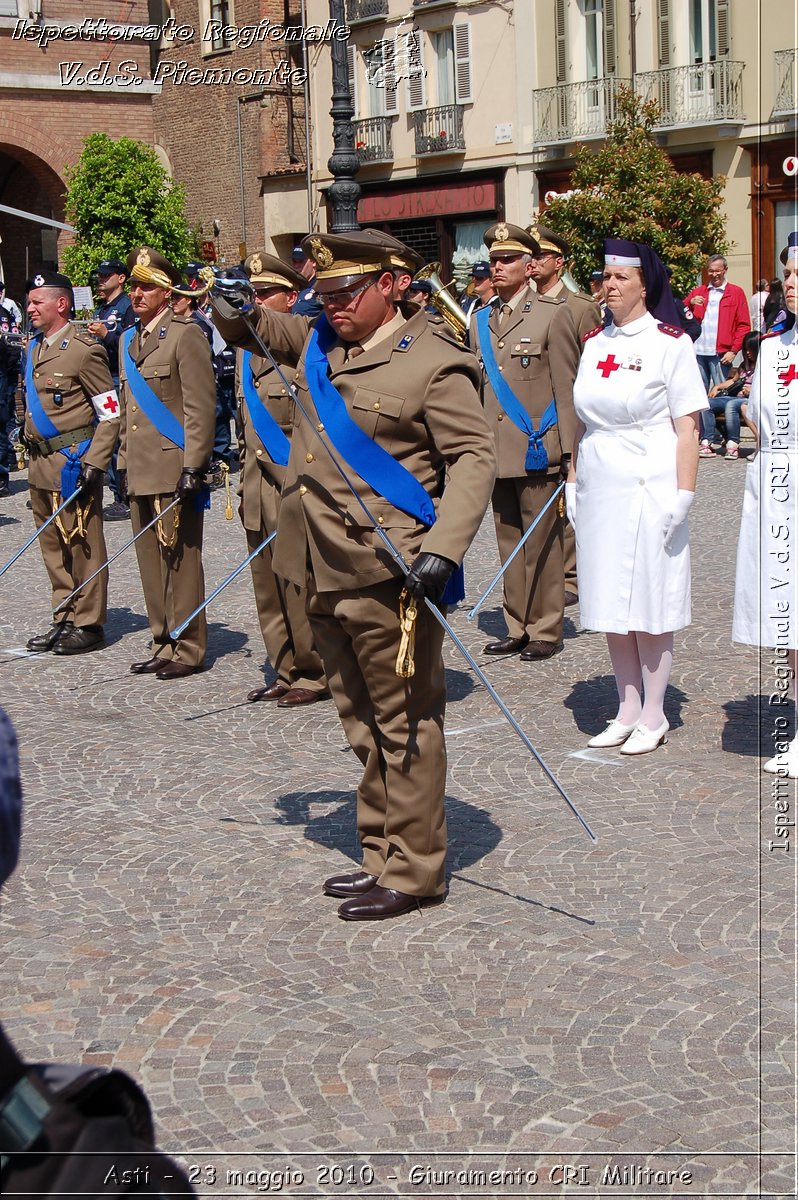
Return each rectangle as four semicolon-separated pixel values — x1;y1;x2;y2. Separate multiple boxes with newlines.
567;238;708;754
733;231;798;776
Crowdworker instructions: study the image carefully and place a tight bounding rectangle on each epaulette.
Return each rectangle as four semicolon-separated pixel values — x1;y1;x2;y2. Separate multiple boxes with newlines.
582;325;603;342
657;322;684;338
568;289;596;303
427;317;473;353
538;292;567;304
761;328;781;340
74;330;97;346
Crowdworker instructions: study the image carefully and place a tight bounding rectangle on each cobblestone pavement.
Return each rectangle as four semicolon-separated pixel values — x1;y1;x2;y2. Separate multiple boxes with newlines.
0;445;794;1198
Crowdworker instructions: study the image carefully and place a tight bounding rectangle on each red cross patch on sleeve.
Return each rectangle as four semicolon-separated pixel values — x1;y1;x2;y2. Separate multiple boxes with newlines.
91;390;120;422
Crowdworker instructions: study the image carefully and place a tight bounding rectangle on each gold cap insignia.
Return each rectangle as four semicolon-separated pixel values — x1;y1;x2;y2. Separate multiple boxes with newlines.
250;254;263;275
137;249;151;267
527;224;539;240
494;224;509;242
310;238;334;270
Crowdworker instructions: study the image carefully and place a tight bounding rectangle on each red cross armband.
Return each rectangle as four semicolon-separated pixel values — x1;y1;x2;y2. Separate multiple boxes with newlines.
91;389;121;421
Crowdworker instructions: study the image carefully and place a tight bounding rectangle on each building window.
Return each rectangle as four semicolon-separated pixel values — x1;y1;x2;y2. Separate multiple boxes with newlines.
0;0;19;15
433;29;455;105
201;0;234;55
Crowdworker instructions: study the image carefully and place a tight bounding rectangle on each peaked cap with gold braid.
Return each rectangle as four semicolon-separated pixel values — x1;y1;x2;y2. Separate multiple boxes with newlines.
300;230;397;291
244;250;306;292
126;246;215;297
484;222;541;257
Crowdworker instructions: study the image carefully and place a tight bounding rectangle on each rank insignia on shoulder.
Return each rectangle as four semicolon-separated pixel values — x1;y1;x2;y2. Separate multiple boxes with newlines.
583;325;602;341
397;334;415;351
159;326;167;339
657;322;683;337
59;339;70;349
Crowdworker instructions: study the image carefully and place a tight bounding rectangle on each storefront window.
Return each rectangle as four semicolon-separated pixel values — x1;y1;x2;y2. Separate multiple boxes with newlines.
775;200;798;278
452;221;490;293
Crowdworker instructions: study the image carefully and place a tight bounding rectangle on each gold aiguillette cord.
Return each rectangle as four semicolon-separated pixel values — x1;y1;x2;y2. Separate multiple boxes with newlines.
395;589;417;678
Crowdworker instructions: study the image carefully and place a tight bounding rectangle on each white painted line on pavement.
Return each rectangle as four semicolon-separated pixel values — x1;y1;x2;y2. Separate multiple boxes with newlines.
569;748;625;767
446;719;506;738
2;647;37;658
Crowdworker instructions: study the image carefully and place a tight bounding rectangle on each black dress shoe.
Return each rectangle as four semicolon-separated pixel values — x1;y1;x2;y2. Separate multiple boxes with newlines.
338;884;445;921
53;625;105;655
483;634;529;656
27;621;73;653
130;656;167;675
276;687;331;707
247;680;290;702
323;870;379;898
156;661;204;680
519;640;563;661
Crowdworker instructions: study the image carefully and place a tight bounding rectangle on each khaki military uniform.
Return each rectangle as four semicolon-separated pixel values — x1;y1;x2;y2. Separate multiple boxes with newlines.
118;309;216;667
471;285;580;645
215;302;496;896
236;347;327;694
24;324;119;627
547;279;602;597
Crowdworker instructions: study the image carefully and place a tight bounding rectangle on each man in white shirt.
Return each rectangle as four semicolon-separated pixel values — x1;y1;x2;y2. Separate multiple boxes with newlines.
749;279;768;332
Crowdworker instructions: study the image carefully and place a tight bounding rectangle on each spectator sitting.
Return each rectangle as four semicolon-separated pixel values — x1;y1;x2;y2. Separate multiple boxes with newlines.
764;279;789;333
700;331;761;460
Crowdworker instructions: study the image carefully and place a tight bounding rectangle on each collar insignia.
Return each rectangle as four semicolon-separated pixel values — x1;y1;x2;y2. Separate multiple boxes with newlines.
522;302;532;312
159;326;167;339
59;339;70;349
397;334;415;351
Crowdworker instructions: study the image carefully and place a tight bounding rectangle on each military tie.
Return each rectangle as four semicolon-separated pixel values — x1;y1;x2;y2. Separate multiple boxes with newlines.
345;343;364;362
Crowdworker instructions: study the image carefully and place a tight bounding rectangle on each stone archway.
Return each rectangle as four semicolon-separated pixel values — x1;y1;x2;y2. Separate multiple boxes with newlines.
0;138;68;300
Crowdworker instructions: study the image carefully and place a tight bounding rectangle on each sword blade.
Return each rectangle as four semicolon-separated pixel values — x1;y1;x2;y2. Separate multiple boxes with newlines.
0;486;83;581
52;496;182;614
467;481;565;622
236;311;595;844
170;529;276;639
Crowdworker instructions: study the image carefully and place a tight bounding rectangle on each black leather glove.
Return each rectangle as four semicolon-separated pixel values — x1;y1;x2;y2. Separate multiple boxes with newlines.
175;467;206;501
559;453;571;483
211;272;255;320
404;552;456;605
117;468;128;505
77;462;104;493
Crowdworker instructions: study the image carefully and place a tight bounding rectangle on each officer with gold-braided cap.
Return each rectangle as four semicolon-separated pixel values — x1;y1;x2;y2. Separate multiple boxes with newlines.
212;228;495;922
235;250;328;706
471;221;580;661
119;246;217;679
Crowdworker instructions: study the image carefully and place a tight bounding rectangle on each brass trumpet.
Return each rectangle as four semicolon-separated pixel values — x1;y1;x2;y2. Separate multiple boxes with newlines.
413;262;468;342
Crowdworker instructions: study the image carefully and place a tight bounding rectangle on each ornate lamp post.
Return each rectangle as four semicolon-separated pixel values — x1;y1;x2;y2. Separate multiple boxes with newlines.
327;0;361;232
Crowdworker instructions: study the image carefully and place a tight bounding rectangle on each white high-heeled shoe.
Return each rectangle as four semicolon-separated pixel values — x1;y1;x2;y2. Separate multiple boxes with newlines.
763;750;798;777
587;719;638;748
620;719;669;755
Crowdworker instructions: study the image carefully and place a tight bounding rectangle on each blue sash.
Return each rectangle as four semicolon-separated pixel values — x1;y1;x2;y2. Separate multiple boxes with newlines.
241;352;290;467
303;315;464;604
122;327;209;512
25;336;92;496
475;305;557;470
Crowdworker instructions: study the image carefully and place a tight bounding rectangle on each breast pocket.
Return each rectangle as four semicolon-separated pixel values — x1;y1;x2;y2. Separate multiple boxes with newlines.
139;363;177;451
265;381;293;431
351;387;404;447
507;343;542;382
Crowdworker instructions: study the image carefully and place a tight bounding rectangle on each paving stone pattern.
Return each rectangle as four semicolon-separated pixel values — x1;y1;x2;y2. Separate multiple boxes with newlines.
0;448;793;1198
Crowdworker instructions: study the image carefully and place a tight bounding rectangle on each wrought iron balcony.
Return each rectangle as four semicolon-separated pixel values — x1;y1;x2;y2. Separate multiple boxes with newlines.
532;77;631;144
772;48;797;119
634;60;745;128
412;103;465;156
354;116;393;163
345;0;388;20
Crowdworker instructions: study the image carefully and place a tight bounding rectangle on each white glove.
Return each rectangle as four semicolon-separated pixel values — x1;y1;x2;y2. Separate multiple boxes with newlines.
565;482;577;526
663;489;694;551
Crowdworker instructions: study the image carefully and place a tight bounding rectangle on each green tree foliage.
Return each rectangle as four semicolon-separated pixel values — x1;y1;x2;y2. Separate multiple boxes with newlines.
541;88;728;298
62;133;199;285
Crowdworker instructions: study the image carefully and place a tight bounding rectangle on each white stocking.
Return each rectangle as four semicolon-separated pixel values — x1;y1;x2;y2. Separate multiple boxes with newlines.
637;631;674;730
606;633;643;725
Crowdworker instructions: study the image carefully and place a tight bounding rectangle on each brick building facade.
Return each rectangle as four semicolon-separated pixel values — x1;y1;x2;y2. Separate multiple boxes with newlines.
0;0;157;296
150;0;309;268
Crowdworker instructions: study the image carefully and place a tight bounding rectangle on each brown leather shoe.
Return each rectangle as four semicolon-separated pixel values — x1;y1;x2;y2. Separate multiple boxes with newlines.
53;625;105;655
155;661;204;680
323;870;379;898
520;640;562;661
247;680;290;702
130;656;167;675
27;621;73;653
564;589;579;607
276;687;331;707
338;885;445;921
483;634;529;656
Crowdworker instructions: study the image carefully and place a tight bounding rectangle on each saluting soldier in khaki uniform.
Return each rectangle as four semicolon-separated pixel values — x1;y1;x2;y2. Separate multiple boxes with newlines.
118;248;216;679
471;223;580;661
235;251;327;706
23;269;120;655
528;223;601;607
213;231;496;921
